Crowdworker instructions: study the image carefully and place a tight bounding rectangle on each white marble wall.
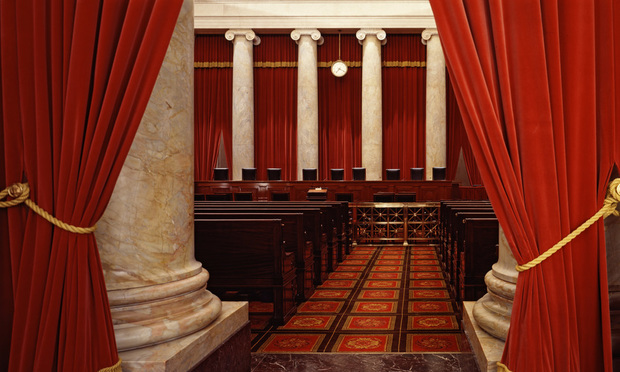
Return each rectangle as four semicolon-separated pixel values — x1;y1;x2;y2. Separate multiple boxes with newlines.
357;29;386;180
422;29;446;180
96;0;222;352
292;29;322;180
227;29;260;180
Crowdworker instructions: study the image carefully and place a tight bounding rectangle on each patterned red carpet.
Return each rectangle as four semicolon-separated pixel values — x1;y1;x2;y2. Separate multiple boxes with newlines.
250;245;471;353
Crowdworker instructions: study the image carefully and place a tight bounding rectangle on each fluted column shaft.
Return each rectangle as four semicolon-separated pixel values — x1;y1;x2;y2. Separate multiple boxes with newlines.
422;29;446;180
292;29;322;180
96;0;221;352
357;29;386;180
226;29;260;180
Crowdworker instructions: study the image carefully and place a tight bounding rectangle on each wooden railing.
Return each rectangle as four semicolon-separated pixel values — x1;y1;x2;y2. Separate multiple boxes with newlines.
351;202;439;245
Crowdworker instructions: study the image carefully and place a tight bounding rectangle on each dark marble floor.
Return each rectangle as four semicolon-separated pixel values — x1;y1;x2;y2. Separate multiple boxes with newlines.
251;353;481;372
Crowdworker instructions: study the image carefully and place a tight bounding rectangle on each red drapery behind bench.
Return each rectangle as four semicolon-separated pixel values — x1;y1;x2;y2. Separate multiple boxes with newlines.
194;35;233;180
382;34;426;177
254;35;298;180
318;34;362;180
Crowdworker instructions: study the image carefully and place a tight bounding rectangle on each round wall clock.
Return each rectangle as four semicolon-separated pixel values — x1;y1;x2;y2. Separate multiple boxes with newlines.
331;60;348;77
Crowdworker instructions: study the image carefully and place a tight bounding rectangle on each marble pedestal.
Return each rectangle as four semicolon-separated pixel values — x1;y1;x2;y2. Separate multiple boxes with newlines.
119;302;249;372
463;302;504;372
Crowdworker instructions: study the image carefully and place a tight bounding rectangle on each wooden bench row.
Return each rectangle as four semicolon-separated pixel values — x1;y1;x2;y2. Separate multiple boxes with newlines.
193;200;351;325
439;200;498;310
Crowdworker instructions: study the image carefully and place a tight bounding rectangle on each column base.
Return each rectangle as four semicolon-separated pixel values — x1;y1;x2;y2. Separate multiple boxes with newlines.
463;301;505;372
119;301;250;372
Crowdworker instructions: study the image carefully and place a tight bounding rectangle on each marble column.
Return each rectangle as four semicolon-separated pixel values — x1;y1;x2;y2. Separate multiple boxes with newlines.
421;29;446;180
464;227;518;371
357;29;386;180
473;227;518;340
95;0;222;352
226;29;260;180
291;29;323;180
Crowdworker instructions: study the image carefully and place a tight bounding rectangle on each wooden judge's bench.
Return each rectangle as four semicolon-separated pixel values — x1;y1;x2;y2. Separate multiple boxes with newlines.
195;180;463;202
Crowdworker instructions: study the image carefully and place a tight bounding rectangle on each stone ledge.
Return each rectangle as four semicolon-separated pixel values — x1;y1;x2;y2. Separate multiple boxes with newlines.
463;301;505;372
120;301;249;372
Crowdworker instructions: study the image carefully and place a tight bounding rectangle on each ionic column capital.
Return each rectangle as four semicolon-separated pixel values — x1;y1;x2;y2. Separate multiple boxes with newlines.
225;29;261;45
291;29;324;45
421;28;439;45
356;29;387;45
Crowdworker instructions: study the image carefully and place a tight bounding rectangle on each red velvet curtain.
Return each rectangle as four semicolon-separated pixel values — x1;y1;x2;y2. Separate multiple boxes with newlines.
446;73;483;185
0;1;182;371
431;0;619;370
446;73;463;181
195;35;233;180
254;35;298;180
318;34;362;180
382;34;426;176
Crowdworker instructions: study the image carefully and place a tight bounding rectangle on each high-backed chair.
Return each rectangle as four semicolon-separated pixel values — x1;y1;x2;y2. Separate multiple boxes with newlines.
213;168;229;180
410;167;424;181
385;169;401;180
395;193;416;202
267;168;282;181
373;192;395;202
302;168;317;181
330;168;345;181
242;168;257;180
432;167;447;181
352;167;366;181
205;193;233;201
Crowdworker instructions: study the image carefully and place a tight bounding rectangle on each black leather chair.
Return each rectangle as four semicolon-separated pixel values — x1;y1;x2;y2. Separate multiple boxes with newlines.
242;168;257;180
432;167;447;181
330;168;345;181
205;193;233;201
234;192;253;201
213;168;229;180
271;192;290;201
373;192;395;202
410;168;424;181
302;168;317;181
395;193;416;202
267;168;282;181
335;193;353;202
352;167;366;181
385;169;401;180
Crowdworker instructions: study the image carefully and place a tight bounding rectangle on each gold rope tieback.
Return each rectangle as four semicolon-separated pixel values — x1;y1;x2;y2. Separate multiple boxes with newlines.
515;178;620;272
0;182;96;234
99;358;122;372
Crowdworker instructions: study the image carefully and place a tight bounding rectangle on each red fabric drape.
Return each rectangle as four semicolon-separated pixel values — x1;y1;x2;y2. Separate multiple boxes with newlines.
382;34;426;175
194;35;233;180
318;35;362;180
446;73;464;181
254;35;298;180
431;0;619;371
446;73;483;185
0;1;182;371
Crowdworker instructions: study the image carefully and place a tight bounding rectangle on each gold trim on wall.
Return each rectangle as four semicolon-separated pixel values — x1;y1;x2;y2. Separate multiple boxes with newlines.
195;60;426;68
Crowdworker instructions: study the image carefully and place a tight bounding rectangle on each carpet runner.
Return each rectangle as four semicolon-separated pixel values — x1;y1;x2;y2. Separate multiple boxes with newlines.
250;245;471;353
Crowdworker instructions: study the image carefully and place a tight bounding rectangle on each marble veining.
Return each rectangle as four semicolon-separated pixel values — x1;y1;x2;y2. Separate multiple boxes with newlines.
358;29;386;180
251;353;480;372
423;29;446;179
96;0;222;352
228;29;260;180
293;29;321;179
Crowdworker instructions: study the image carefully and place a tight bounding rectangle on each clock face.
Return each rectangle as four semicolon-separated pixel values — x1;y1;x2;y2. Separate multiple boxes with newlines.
331;60;348;77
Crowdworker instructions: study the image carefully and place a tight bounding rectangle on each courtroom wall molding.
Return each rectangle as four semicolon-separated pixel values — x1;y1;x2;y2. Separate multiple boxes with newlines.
195;0;436;32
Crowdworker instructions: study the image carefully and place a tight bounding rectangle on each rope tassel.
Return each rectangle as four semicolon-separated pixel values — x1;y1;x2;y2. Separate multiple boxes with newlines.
0;182;96;234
